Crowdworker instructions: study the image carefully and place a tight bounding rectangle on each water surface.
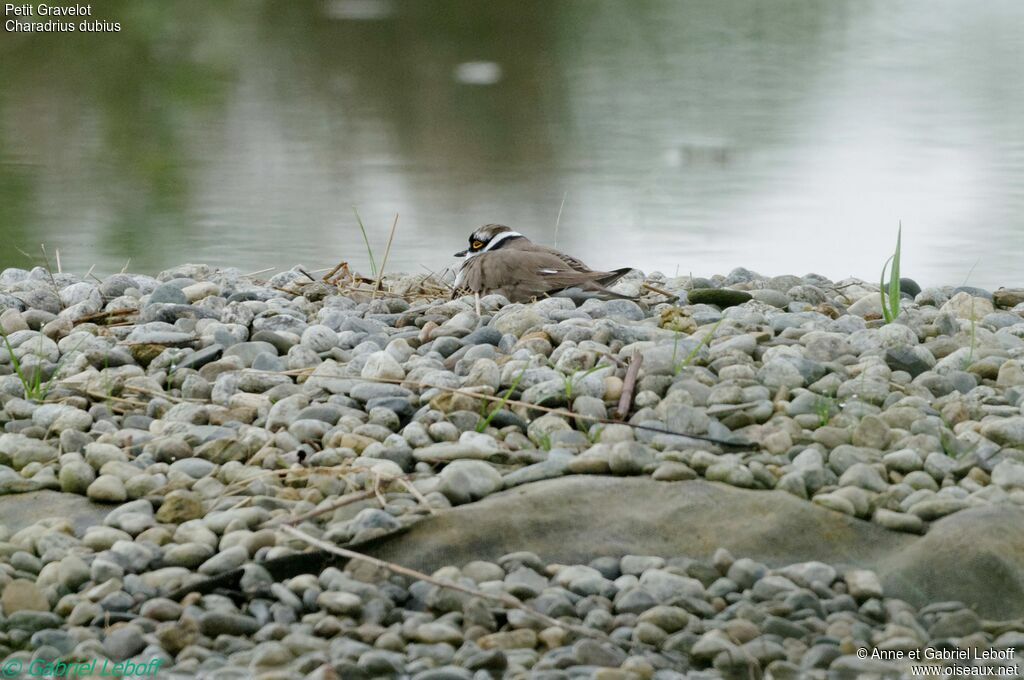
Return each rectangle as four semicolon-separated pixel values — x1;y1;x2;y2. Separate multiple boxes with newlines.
2;0;1022;288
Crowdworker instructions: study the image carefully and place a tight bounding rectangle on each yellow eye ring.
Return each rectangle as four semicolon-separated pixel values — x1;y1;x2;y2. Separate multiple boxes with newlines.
472;241;483;249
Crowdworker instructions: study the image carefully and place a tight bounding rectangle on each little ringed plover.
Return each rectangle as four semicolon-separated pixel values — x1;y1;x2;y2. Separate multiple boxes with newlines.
452;224;632;313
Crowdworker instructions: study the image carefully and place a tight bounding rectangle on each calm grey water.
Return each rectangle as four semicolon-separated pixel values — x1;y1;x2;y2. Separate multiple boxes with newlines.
2;0;1023;288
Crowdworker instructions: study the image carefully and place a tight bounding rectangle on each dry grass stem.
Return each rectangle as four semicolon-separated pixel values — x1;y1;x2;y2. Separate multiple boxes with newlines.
322;261;348;283
265;488;380;528
641;282;678;300
278;525;666;658
373;213;400;300
617;351;642;419
73;309;137;326
271;371;746;449
395;477;438;515
553;190;567;248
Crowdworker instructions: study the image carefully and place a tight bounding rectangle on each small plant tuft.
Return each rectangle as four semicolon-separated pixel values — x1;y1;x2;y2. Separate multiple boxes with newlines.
536;432;552;451
352;207;378;277
880;223;903;323
673;318;724;375
2;332;52;401
560;364;606;403
815;396;835;427
476;367;527;433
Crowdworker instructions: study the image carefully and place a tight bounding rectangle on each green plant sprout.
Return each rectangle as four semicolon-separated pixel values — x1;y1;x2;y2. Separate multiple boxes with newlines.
880;223;903;323
476;366;527;433
674;318;724;375
1;330;89;402
352;206;378;277
815;396;834;427
2;332;53;401
561;363;606;402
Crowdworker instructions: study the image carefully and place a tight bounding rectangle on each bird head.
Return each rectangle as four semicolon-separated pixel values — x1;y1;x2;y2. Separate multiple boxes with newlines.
454;224;524;257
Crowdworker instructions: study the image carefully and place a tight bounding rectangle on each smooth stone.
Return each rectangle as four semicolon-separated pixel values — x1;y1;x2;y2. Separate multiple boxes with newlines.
86;475;127;502
438;460;503;505
1;579;50;613
199;610;261;636
687;288;753;308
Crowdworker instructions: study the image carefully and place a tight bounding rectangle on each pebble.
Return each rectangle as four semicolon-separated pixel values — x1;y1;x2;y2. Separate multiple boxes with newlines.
1;579;50;613
2;264;1024;676
86;474;127;502
438;460;503;505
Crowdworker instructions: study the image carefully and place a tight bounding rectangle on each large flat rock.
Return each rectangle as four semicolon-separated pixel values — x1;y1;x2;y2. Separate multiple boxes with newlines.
0;490;112;534
366;476;1024;619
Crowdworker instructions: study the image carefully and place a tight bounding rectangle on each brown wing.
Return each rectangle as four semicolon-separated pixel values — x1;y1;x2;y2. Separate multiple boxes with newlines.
508;241;593;272
515;242;632;287
486;251;627;302
539;246;591;273
454;243;634;302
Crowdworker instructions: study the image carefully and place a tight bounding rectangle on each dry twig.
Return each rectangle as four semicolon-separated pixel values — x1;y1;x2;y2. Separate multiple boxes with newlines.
617;350;642;419
279;524;678;662
264;488;379;528
641;281;679;300
278;371;747;449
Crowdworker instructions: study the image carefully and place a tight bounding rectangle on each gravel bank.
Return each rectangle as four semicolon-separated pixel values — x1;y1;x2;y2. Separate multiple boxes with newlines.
2;262;1024;678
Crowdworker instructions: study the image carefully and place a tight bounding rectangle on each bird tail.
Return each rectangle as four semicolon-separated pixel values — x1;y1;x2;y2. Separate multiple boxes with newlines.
582;267;635;299
594;267;632;288
581;283;636;300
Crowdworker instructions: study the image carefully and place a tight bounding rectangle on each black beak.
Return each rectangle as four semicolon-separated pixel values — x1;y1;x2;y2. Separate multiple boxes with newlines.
454;249;469;257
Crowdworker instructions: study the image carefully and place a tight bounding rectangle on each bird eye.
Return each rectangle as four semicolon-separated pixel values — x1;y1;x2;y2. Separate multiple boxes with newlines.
472;241;483;249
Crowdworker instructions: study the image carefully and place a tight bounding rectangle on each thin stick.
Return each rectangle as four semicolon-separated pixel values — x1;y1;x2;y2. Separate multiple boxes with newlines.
121;385;193;403
267;489;378;527
71;308;136;326
245;267;276;277
278;524;673;661
38;245;60;293
83;391;150;408
55;249;62;274
617;351;642;419
322;261;347;283
282;371;746;449
641;282;678;300
218;463;394;498
395;477;437;516
120;259;131;274
372;213;400;300
706;401;763;417
553;190;567;249
961;256;981;287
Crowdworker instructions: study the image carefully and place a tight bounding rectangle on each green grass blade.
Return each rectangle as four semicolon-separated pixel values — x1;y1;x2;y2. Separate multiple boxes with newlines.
888;223;902;320
880;254;895;323
2;331;88;401
477;366;526;432
352;207;378;277
674;318;723;375
1;332;32;397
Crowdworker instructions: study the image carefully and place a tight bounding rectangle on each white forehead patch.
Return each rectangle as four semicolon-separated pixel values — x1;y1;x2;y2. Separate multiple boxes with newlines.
481;231;523;252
